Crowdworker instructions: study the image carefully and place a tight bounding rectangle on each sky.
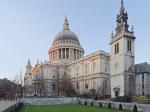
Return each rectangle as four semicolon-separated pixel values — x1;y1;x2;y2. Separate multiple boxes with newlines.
0;0;150;80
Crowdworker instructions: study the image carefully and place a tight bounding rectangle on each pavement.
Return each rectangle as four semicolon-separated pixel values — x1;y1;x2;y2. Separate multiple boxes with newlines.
0;101;17;112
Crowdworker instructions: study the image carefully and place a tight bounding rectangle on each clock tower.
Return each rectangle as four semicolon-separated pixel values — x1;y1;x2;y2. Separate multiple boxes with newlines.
110;0;136;98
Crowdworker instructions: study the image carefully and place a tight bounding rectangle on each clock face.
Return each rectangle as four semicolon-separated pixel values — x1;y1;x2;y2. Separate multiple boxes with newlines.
115;63;118;70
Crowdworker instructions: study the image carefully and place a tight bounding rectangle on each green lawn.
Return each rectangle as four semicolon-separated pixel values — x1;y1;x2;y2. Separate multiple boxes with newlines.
25;104;131;112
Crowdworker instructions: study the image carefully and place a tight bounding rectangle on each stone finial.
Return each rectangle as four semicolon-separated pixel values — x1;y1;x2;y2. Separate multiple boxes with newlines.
111;31;114;38
120;0;125;14
131;25;134;33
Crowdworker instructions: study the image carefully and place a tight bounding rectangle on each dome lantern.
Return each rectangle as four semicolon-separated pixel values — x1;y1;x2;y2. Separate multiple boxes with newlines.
63;16;69;30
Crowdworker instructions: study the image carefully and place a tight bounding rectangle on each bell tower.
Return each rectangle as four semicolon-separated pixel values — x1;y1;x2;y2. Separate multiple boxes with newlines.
110;0;136;98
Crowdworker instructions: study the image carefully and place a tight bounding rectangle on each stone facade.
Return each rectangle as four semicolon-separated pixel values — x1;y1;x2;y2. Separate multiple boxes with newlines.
67;51;110;95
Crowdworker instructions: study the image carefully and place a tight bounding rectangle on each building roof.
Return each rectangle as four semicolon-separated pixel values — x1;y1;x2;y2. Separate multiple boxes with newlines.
135;62;150;74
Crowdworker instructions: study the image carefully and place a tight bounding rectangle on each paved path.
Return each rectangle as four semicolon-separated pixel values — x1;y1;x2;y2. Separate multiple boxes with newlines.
0;101;17;112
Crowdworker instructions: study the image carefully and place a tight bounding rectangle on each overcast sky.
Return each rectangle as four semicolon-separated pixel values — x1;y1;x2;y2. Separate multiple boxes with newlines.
0;0;150;80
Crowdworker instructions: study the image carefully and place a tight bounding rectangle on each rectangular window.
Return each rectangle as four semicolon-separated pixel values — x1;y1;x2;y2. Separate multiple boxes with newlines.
117;43;119;53
115;44;116;54
127;40;132;51
114;43;119;54
142;74;144;95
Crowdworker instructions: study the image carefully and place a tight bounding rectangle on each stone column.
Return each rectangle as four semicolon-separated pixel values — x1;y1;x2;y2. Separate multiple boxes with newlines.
67;48;69;59
57;49;59;59
77;50;79;59
61;48;63;59
49;52;51;61
55;50;56;60
81;51;82;57
53;51;56;60
69;49;71;58
74;49;76;59
76;50;77;59
65;48;66;59
59;49;61;59
51;51;53;60
53;51;55;60
54;51;56;60
53;51;54;60
79;51;81;58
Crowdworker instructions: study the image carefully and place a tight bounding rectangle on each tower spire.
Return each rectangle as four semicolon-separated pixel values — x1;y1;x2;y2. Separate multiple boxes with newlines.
26;59;32;68
120;0;125;14
63;15;69;30
115;0;129;35
26;59;32;73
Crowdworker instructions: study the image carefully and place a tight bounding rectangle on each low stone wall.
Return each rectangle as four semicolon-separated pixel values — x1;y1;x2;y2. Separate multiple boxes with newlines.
23;97;78;105
79;99;150;112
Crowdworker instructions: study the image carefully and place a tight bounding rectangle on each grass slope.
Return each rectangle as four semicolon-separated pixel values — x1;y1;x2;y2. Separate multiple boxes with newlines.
26;104;131;112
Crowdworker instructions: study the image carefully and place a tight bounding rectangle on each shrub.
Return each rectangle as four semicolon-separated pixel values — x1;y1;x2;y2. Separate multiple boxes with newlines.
108;103;111;109
132;96;149;104
91;102;93;106
119;104;123;110
78;101;81;104
84;101;87;105
133;104;138;112
80;93;91;98
111;96;132;102
99;102;102;108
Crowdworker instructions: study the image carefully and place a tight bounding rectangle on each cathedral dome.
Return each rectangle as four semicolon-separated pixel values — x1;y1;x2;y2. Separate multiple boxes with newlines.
53;30;79;42
52;16;80;46
49;16;84;64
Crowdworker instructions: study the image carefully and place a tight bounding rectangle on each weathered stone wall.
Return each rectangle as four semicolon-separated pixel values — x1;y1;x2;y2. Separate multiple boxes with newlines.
23;97;78;105
79;99;150;112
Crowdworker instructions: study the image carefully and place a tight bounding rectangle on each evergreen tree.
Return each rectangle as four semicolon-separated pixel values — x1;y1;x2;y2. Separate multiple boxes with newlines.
133;105;138;112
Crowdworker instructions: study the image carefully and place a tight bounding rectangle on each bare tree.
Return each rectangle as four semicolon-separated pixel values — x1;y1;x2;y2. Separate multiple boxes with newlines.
0;78;18;100
33;69;47;96
59;72;76;96
13;71;24;98
55;68;60;96
97;80;107;99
